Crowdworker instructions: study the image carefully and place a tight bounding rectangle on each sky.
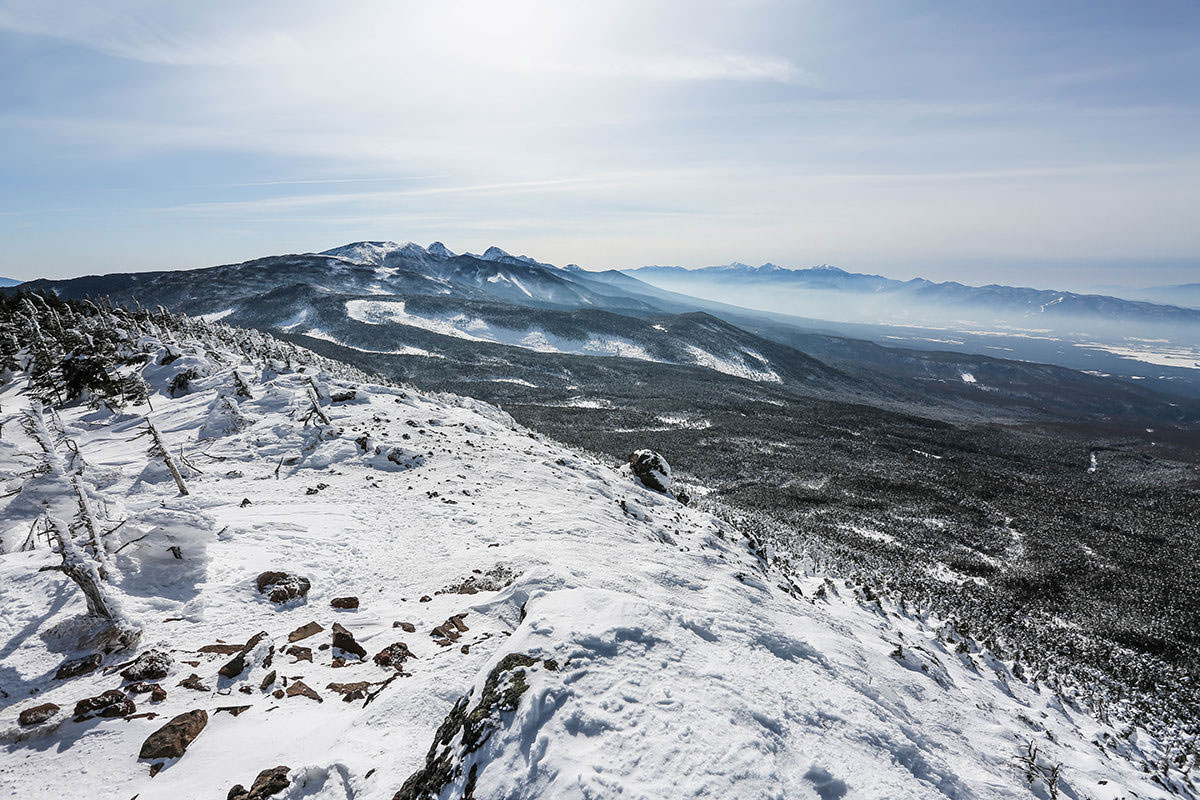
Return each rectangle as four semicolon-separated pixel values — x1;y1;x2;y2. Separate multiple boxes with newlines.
1;0;1198;289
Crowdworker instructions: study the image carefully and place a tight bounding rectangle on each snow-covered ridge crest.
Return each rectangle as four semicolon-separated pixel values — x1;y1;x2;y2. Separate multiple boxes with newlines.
0;298;1190;799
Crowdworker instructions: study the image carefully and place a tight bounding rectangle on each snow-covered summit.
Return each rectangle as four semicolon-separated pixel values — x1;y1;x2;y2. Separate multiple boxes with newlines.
0;304;1188;799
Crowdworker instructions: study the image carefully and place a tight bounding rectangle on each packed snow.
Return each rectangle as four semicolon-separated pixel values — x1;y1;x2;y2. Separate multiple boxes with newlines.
0;320;1188;800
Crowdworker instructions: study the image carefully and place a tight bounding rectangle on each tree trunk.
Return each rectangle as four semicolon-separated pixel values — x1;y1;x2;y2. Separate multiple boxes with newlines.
147;419;189;495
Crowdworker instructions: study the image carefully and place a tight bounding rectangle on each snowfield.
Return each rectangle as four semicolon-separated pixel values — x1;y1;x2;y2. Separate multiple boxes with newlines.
345;299;656;361
0;322;1188;800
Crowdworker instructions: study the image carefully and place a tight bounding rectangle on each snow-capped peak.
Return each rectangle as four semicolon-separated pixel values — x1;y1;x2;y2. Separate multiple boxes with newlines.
426;241;455;259
480;246;514;262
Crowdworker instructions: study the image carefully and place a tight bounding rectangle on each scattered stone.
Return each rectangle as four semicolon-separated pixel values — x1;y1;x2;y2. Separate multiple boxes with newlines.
628;449;673;495
177;673;210;691
74;689;135;721
331;623;366;660
239;686;254;695
394;621;416;633
419;595;431;603
219;632;271;679
240;498;252;507
460;645;470;655
139;709;208;760
54;653;102;680
330;596;359;610
151;685;168;702
260;670;277;690
287;621;323;642
286;646;312;663
215;705;251;717
198;643;246;655
272;689;285;699
285;680;322;702
18;703;60;727
227;766;291;800
255;572;311;604
331;656;346;668
121;649;173;682
149;762;164;777
326;681;373;701
372;642;415;670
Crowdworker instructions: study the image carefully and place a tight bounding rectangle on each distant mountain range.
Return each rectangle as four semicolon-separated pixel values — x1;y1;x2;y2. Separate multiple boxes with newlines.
9;240;1199;423
0;277;21;288
627;263;1200;330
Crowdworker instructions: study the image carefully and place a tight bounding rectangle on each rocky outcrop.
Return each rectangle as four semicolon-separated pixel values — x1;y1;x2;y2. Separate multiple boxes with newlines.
393;653;545;800
330;596;359;609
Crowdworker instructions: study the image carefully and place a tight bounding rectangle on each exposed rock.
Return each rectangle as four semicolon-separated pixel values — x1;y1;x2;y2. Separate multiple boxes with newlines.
260;670;276;690
393;653;541;800
330;596;359;610
286;646;312;663
331;623;366;660
394;621;417;633
373;642;415;670
54;653;102;680
285;680;322;702
178;673;211;692
74;689;135;721
18;703;60;726
219;631;271;679
198;643;246;655
121;649;173;682
227;766;291;800
127;681;168;702
255;571;311;604
215;705;251;717
629;449;673;495
139;709;208;760
287;621;323;642
326;681;373;701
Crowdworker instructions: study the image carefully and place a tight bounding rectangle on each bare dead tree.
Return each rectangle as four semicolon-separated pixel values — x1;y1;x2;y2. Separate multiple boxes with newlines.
141;418;189;495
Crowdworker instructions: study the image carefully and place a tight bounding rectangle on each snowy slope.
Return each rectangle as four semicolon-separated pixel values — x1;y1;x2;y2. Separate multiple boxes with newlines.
0;324;1188;800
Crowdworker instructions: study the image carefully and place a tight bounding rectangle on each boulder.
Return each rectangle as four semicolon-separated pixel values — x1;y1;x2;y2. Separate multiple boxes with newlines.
331;623;366;660
54;653;102;680
121;649;173;682
227;766;291;800
330;596;359;610
255;572;311;604
139;709;208;760
18;703;60;726
629;449;673;495
74;689;135;721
